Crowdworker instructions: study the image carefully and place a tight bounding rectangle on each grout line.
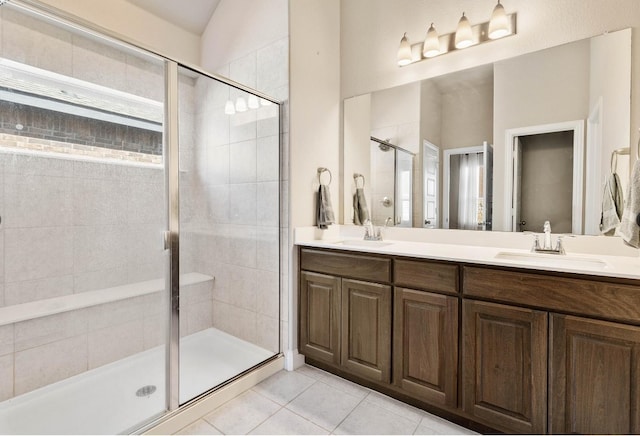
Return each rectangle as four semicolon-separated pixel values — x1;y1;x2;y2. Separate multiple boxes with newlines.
330;389;369;434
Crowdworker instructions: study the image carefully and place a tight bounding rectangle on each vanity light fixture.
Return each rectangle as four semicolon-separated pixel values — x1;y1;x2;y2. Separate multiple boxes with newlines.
235;96;247;112
397;1;516;67
422;23;440;58
224;100;235;115
397;33;413;66
488;0;510;39
247;95;260;109
454;13;473;49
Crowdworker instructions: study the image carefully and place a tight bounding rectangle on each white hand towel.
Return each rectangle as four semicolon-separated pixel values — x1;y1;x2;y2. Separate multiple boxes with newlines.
600;172;624;236
616;159;640;248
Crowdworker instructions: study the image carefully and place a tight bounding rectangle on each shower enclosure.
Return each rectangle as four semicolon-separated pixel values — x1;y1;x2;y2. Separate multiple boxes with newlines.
0;2;282;434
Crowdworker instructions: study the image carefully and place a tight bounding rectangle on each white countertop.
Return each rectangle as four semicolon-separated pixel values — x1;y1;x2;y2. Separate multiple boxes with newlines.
294;226;640;280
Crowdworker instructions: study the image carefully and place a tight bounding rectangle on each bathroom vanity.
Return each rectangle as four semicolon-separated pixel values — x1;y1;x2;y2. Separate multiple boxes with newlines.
296;229;640;434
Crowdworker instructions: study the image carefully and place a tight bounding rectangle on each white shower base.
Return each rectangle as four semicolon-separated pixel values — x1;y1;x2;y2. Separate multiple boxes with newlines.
0;328;274;435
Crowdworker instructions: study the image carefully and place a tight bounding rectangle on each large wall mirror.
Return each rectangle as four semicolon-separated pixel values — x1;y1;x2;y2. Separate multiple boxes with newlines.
343;28;632;235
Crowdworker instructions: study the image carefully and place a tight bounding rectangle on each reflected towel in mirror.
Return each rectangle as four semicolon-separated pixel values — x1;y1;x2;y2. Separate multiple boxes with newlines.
353;188;370;225
616;160;640;247
600;172;624;236
316;184;335;229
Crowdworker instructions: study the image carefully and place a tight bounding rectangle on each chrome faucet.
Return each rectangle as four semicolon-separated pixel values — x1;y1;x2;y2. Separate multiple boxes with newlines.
363;219;383;241
531;220;565;254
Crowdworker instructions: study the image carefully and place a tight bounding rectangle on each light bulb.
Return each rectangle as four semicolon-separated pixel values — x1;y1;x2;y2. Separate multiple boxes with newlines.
422;23;440;58
455;12;473;49
488;0;510;39
224;100;235;115
397;33;412;66
248;95;260;109
235;97;247;112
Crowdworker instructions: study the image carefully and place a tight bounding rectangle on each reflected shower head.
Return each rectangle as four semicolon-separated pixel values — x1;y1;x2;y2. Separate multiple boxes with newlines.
379;143;391;152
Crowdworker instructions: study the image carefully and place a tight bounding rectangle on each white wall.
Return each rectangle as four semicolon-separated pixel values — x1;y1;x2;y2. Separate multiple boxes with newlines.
289;0;341;229
200;0;288;74
289;0;340;367
493;39;590;230
343;94;371;225
37;0;200;65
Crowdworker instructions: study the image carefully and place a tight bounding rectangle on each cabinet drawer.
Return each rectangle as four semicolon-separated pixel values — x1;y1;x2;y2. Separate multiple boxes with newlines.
394;259;458;295
463;266;640;324
300;248;391;283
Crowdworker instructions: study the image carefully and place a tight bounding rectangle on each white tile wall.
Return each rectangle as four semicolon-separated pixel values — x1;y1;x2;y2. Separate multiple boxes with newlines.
5;227;74;283
1;8;73;77
71;36;127;92
0;354;13;402
4;174;74;228
3;275;70;305
229;183;257;225
88;320;144;369
230;139;257;184
14;335;88;396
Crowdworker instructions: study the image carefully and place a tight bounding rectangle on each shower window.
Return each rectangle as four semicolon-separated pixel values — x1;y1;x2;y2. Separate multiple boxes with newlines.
0;57;163;164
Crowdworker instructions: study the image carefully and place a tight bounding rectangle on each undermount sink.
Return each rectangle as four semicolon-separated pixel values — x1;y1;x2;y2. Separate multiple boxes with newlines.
332;239;394;248
494;251;608;270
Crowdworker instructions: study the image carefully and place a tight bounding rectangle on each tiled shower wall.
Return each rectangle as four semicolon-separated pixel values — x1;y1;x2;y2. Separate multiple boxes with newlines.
180;36;288;354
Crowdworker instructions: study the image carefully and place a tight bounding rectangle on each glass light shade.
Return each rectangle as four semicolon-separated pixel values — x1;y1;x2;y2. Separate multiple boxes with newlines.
247;95;260;109
488;1;510;39
397;33;412;66
235;96;247;112
224;100;235;115
422;23;440;58
455;13;473;49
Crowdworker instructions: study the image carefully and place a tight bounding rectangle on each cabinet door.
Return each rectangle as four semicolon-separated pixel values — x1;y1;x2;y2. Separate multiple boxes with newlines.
393;288;458;407
462;300;547;434
341;279;392;383
550;314;640;434
299;271;341;365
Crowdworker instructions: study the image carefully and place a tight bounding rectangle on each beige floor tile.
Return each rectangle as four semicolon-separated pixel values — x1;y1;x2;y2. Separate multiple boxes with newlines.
175;419;221;435
364;390;425;423
249;408;328;435
334;400;419;435
414;414;480;435
296;365;370;399
286;381;362;431
252;369;315;405
203;390;281;434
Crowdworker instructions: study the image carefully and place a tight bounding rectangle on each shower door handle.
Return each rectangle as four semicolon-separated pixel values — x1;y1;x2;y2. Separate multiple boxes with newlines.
163;231;171;250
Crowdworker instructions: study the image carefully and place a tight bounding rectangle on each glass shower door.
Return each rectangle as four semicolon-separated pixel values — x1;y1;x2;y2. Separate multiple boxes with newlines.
176;66;281;403
0;3;169;433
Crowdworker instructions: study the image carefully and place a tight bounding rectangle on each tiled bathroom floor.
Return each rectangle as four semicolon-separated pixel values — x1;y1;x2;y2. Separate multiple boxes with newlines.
174;365;479;435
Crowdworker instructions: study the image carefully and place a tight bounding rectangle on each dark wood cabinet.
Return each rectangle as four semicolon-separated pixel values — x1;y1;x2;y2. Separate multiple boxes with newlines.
341;279;392;383
299;271;341;365
462;300;548;434
550;314;640;434
299;247;640;435
393;287;458;407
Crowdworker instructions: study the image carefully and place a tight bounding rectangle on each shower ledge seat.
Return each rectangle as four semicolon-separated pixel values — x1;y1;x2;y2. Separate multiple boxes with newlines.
0;272;214;327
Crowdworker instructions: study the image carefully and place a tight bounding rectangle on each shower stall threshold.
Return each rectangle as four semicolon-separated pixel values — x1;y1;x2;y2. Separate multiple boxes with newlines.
0;328;274;435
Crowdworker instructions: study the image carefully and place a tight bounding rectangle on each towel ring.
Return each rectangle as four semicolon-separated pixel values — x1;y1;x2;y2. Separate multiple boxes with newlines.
611;147;630;173
317;167;332;185
353;173;365;188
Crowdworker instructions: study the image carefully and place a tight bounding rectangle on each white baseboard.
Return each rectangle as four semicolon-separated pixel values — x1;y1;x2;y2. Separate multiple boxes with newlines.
284;349;305;371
